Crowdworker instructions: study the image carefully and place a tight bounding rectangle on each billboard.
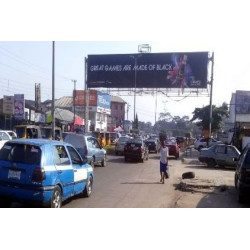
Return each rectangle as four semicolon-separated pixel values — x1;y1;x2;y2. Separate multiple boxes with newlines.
14;94;25;119
3;96;14;115
97;91;111;109
235;91;250;114
74;90;97;106
87;52;209;89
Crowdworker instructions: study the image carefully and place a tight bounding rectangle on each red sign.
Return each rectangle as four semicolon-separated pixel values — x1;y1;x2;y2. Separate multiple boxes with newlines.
73;90;97;106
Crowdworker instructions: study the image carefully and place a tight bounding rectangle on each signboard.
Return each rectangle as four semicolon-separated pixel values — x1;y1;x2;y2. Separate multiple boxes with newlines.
97;91;111;109
87;52;209;89
235;91;250;114
14;94;25;119
3;96;14;115
74;90;97;106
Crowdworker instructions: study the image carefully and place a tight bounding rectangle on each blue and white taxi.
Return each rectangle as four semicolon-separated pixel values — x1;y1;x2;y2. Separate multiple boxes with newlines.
0;139;94;208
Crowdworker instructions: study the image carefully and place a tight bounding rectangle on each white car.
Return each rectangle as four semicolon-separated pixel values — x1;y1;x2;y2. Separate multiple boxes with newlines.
0;130;17;140
0;132;10;150
194;138;222;151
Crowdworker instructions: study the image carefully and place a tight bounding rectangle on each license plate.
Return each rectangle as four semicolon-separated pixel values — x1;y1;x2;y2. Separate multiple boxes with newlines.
8;170;21;180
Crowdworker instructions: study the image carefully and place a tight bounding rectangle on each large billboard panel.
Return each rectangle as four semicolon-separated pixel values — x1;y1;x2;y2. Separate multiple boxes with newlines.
235;91;250;114
87;52;208;89
14;94;25;119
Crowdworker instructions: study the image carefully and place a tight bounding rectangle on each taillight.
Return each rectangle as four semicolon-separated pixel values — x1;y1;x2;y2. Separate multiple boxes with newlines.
32;167;46;182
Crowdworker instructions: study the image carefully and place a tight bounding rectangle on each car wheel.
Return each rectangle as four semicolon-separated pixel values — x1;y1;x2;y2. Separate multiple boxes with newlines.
83;176;93;197
115;151;118;156
101;155;107;167
50;186;62;208
146;153;149;160
198;146;203;151
207;159;216;168
124;157;128;162
175;153;179;160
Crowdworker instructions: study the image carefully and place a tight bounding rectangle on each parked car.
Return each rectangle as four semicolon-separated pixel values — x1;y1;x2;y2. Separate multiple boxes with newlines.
64;133;107;168
199;144;241;168
115;135;131;155
235;144;250;203
165;140;180;159
0;139;93;208
194;137;222;151
145;138;160;153
124;138;149;162
0;130;17;140
0;132;10;150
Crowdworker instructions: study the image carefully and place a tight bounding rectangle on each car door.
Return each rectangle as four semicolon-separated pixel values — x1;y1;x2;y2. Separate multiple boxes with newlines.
53;145;74;199
214;145;227;165
66;145;87;195
91;137;104;163
226;146;240;166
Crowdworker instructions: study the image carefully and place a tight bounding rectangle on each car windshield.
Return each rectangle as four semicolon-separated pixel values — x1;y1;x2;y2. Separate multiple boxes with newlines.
128;139;142;144
7;132;17;139
0;143;41;165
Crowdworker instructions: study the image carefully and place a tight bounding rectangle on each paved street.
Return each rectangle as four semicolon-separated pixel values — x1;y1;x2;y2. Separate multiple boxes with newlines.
2;149;250;208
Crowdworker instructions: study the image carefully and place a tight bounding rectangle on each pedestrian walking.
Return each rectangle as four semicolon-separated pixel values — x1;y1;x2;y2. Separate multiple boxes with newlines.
159;140;169;184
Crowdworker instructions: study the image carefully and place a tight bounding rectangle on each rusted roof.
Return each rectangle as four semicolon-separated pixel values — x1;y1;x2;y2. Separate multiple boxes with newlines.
55;96;72;108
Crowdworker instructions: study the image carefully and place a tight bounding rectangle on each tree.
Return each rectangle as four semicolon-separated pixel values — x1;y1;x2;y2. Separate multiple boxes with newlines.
190;104;229;132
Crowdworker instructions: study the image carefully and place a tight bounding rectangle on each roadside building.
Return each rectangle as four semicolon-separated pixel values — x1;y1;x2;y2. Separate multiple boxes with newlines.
109;96;127;131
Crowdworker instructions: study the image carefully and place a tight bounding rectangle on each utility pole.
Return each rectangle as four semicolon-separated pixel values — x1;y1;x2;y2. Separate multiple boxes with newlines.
52;41;55;139
72;79;77;128
126;103;130;120
209;52;214;139
84;57;89;133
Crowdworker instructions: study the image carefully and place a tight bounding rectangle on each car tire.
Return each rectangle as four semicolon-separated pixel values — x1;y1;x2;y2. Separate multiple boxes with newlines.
124;157;128;162
208;159;216;168
101;155;107;167
50;185;62;208
115;151;118;156
146;153;149;160
198;146;203;151
182;172;195;179
83;176;93;197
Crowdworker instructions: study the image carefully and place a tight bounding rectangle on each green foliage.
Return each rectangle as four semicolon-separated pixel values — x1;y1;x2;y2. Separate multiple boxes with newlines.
190;104;229;132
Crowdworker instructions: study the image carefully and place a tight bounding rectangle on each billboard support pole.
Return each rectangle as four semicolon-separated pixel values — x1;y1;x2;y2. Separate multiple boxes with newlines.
85;57;89;133
208;52;214;139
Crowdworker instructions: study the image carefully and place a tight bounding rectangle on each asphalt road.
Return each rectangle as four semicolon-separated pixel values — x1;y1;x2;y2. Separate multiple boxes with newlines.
2;149;250;208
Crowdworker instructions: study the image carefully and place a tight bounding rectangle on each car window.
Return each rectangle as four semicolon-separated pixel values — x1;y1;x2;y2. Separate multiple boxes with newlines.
243;149;250;168
87;138;93;148
227;146;237;155
54;145;70;165
0;143;41;164
215;145;226;154
67;146;82;165
0;132;9;140
92;138;100;149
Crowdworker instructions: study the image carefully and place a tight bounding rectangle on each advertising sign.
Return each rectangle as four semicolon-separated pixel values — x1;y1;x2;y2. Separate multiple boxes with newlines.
235;91;250;114
87;52;209;89
14;94;25;119
97;91;111;109
3;96;14;115
74;90;97;106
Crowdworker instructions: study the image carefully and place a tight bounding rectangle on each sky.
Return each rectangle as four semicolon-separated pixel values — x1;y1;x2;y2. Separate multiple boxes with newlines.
1;0;249;246
1;1;250;127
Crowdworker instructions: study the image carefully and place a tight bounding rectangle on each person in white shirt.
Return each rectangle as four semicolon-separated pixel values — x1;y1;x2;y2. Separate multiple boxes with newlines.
159;140;169;184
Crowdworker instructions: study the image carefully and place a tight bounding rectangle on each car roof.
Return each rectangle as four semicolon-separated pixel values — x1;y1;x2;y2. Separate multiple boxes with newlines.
7;139;72;147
